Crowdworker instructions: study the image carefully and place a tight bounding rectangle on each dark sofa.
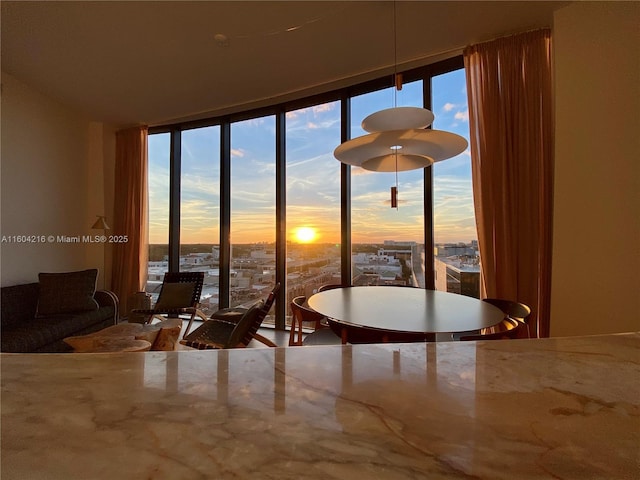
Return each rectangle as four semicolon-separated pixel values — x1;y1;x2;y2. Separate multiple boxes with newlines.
1;270;119;353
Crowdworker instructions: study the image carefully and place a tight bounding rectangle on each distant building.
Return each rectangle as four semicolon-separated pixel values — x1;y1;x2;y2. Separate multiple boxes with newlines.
435;256;480;298
181;254;208;266
379;240;414;261
147;261;168;282
352;251;404;286
383;240;417;247
250;244;275;260
434;242;478;257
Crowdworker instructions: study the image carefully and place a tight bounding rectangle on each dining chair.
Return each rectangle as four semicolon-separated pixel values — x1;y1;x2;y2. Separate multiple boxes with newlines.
459;317;525;341
317;284;343;292
289;296;328;346
482;298;532;338
180;283;280;349
129;272;206;328
327;320;433;345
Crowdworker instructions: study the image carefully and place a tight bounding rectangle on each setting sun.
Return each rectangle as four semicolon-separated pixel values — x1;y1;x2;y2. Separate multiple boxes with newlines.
294;226;317;243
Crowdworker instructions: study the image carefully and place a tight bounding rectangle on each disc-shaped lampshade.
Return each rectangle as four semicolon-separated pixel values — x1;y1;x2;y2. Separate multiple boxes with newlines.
361;154;432;172
334;129;468;172
361;106;434;133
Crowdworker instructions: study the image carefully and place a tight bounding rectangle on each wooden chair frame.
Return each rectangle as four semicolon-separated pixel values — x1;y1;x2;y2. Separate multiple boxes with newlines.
289;296;327;346
180;283;280;349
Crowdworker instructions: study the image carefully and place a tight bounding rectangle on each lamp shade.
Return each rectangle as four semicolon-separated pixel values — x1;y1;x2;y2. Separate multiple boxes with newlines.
361;106;434;132
91;215;110;230
334;129;468;172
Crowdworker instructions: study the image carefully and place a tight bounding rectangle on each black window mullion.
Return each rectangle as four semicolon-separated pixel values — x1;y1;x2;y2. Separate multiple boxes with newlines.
219;120;231;309
275;110;287;329
423;78;435;290
340;95;352;286
168;129;181;272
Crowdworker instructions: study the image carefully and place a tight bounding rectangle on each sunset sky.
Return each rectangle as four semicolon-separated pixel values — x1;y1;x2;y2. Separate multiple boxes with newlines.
148;68;476;246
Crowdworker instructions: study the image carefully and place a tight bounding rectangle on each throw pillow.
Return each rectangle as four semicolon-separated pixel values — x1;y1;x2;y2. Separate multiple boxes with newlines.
36;269;99;316
154;282;196;310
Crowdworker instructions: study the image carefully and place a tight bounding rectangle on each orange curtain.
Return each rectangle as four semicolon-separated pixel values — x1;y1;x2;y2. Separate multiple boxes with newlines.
111;126;148;316
464;29;553;337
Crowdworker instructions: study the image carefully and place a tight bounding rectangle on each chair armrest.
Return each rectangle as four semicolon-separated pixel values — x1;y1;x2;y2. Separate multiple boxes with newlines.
94;290;119;323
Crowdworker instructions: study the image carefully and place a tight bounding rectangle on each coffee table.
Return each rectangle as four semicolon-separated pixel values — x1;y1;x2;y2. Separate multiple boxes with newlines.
64;336;152;353
64;318;182;352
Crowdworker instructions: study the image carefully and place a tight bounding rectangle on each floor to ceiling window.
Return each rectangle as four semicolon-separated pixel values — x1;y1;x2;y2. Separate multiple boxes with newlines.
147;132;170;302
350;80;426;288
229;116;276;317
146;57;477;327
285;101;341;311
431;68;479;297
180;126;220;315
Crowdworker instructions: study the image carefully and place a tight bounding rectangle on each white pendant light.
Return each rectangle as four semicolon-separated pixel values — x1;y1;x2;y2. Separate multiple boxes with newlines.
362;106;434;132
334;96;468;172
334;125;468;172
333;1;468;207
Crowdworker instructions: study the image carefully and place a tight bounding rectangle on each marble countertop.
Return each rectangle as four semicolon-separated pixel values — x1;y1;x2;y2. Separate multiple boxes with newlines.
2;333;638;479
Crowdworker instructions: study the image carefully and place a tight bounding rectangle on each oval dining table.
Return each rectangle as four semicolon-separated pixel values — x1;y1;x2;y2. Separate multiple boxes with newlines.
307;286;505;343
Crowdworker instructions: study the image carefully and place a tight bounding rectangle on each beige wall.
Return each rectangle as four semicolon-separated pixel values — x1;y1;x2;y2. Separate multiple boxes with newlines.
551;2;640;336
0;72;115;289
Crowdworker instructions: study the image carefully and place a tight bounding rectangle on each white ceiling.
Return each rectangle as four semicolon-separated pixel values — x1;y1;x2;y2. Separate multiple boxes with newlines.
1;1;568;128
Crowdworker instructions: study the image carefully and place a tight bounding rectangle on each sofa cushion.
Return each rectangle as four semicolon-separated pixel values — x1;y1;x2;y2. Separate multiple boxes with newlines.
1;282;39;329
1;306;114;353
36;269;99;316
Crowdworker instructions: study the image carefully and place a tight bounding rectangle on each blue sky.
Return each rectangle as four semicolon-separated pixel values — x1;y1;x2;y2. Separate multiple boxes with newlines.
148;68;476;245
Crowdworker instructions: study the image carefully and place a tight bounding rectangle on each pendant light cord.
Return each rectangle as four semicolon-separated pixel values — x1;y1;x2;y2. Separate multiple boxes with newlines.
393;0;398;108
393;0;399;209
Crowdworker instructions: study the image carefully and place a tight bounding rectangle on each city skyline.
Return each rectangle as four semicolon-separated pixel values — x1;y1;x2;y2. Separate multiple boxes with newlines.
148;68;476;245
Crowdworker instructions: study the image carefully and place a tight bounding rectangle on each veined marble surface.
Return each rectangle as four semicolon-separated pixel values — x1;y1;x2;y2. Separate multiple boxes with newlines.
1;333;639;479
